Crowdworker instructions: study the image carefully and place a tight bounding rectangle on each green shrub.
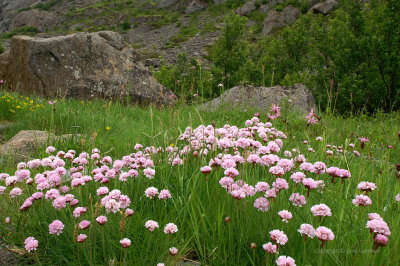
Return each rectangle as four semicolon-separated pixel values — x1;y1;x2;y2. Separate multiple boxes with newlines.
121;21;131;31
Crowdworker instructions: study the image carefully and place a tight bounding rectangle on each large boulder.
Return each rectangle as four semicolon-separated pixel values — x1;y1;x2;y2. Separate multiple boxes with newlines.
9;9;62;32
310;0;338;15
262;6;301;36
0;31;176;106
201;83;317;113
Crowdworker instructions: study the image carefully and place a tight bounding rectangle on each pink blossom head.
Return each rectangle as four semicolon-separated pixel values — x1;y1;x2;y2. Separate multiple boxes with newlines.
120;238;131;248
352;195;372;207
96;216;107;225
145;220;159;232
315;226;335;242
158;189;171;200
366;219;391;236
145;187;159;199
255;182;270;193
169;247;178;255
311;204;332;217
276;255;296;266
10;187;22;198
24;237;39;252
49;220;64;235
262;242;277;254
254;197;270;212
374;234;388;247
125;208;134;217
278;210;293;223
164;223;178;234
79;220;91;230
273;178;289;191
298;224;315;240
77;234;87;242
270;230;288;245
289;193;306;207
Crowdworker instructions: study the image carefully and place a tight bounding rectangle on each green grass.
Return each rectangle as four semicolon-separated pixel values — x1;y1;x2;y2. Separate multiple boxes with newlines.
0;90;399;265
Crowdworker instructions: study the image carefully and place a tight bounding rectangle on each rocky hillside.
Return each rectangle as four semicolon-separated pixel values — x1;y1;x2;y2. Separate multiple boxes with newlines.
0;0;336;66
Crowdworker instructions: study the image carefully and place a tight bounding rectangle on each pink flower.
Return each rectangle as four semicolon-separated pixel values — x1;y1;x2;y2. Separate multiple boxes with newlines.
219;177;234;189
224;168;239;178
200;166;212;175
164;223;178;234
262;242;277;254
120;238;131;248
357;182;377;192
290;172;306;184
278;210;293;223
143;168;155;179
10;187;22;198
96;216;107;225
77;234;87;242
73;207;88;218
352;195;372;207
169;247;178;255
315;226;334;247
368;213;383;221
396;193;400;202
272;178;288;192
24;237;39;252
230;189;246;200
125;208;134;216
289;193;306;207
311;204;332;217
374;234;388;247
306;109;318;125
158;189;171;200
276;256;296;266
254;197;270;212
97;187;109;196
269;166;284;177
79;220;91;230
298;224;315;239
255;182;270;192
49;220;64;235
366;219;391;236
270;230;288;245
145;187;159;199
46;146;56;154
145;220;159;232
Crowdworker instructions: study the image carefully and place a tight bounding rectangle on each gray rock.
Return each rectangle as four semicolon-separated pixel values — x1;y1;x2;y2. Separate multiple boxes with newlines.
310;0;338;15
213;0;226;4
9;9;62;32
0;0;38;12
236;0;256;16
185;0;207;14
158;0;179;8
201;83;317;114
0;31;176;106
262;6;301;36
0;130;78;162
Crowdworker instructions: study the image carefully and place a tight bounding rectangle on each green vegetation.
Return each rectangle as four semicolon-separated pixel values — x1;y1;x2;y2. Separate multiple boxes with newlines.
0;90;399;265
155;0;400;114
0;26;38;40
18;0;63;12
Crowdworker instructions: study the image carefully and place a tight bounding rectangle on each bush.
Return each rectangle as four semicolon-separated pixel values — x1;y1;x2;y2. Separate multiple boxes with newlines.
211;12;249;91
121;21;131;31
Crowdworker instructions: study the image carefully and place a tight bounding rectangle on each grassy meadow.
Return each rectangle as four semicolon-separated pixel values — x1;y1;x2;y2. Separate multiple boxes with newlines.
0;90;399;265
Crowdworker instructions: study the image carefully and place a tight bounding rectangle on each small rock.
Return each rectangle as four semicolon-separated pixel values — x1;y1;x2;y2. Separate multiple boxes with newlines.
310;0;338;15
262;6;301;36
236;0;256;16
185;0;208;14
